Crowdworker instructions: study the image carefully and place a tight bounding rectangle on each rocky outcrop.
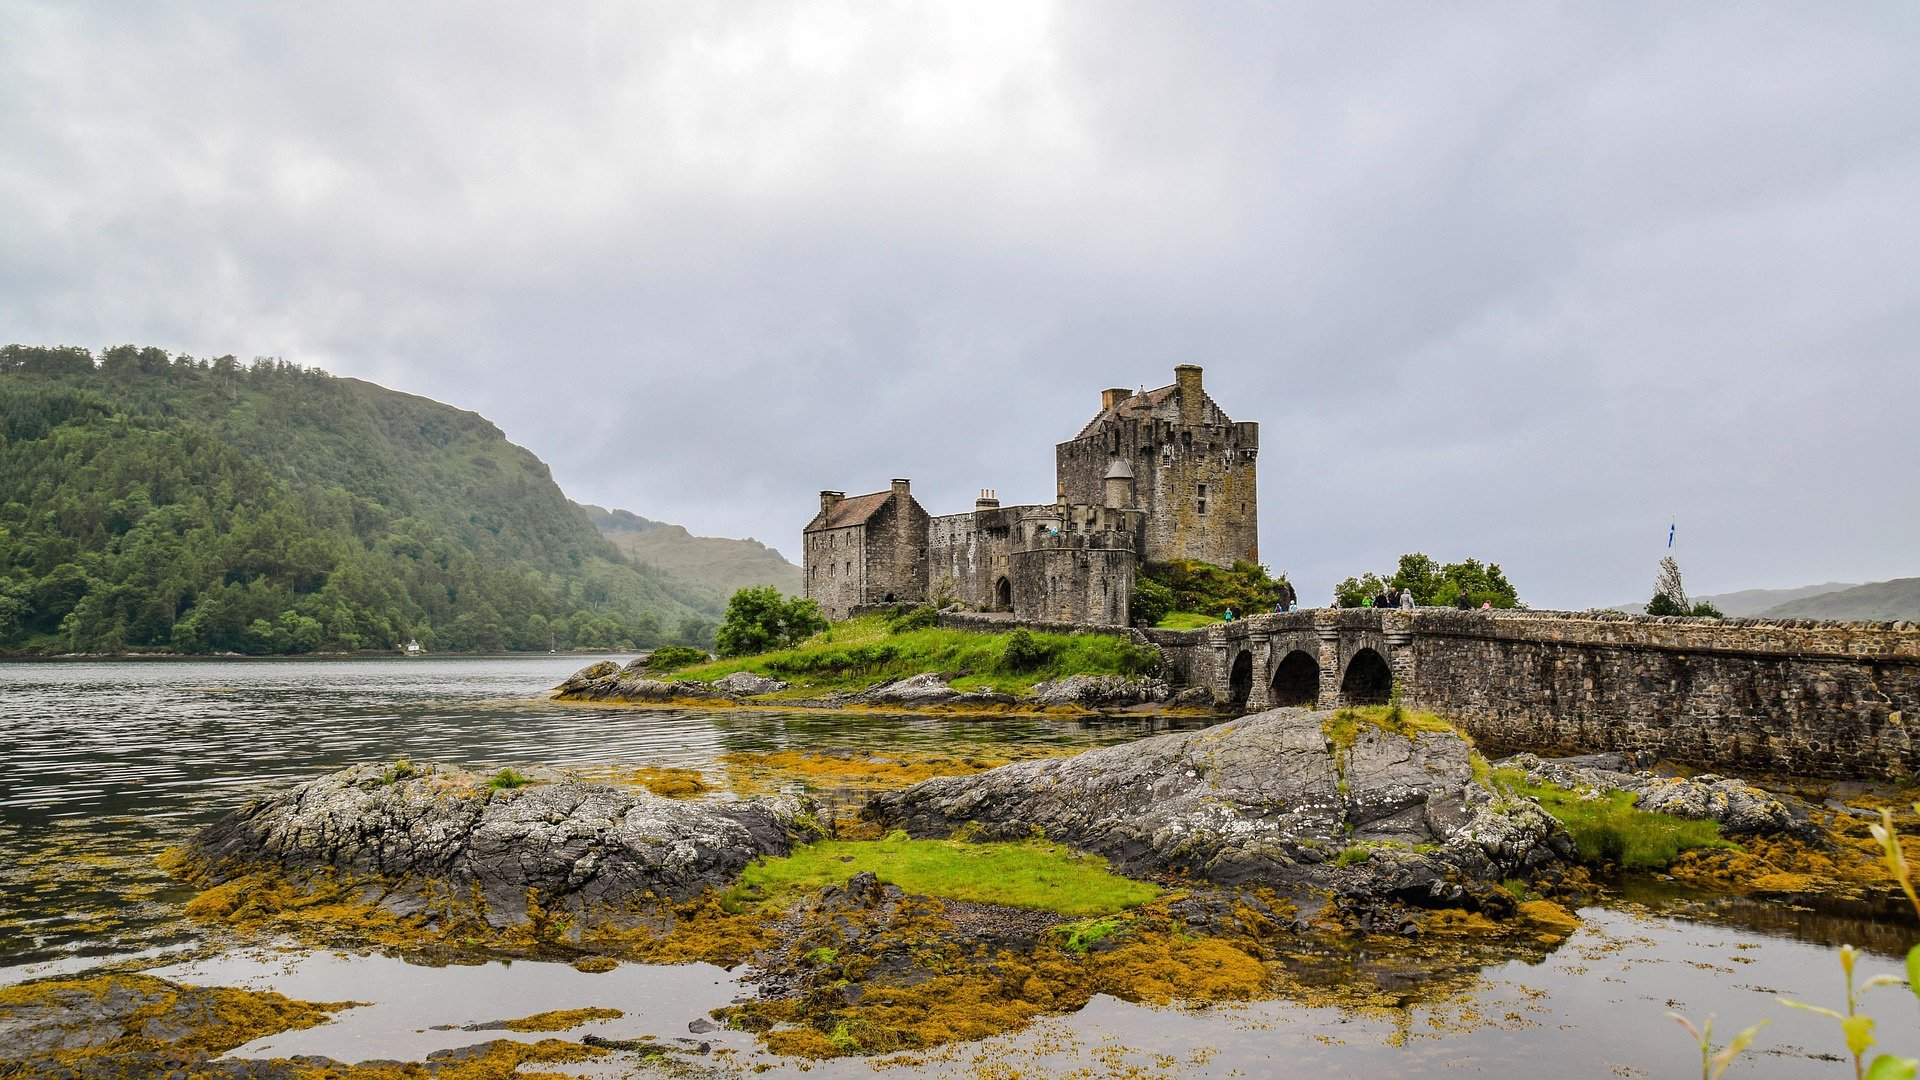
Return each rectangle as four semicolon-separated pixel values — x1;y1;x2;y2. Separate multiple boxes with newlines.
713;671;789;696
1029;675;1171;708
1499;753;1819;840
845;673;1014;708
184;763;816;926
866;708;1571;908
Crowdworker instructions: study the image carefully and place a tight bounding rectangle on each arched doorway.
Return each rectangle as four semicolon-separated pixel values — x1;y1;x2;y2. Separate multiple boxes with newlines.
1340;648;1392;705
994;577;1012;611
1228;650;1254;708
1270;650;1320;707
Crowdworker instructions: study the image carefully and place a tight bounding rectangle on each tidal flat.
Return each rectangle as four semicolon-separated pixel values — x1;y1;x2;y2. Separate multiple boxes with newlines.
2;655;1915;1078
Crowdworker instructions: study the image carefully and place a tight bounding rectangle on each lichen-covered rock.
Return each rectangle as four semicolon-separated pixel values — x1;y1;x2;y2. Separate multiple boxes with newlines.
1500;753;1819;840
847;673;1014;708
713;671;789;696
866;708;1572;906
554;660;733;704
555;660;621;695
185;763;816;927
1029;675;1171;708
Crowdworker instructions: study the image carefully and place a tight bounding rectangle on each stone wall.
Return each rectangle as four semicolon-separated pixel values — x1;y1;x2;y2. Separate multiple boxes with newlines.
802;523;868;621
1055;366;1258;568
1157;608;1920;780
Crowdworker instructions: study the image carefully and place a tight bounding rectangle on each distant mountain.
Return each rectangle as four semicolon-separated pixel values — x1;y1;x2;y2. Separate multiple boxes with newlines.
0;344;719;654
579;504;800;608
1613;581;1862;617
1759;578;1920;622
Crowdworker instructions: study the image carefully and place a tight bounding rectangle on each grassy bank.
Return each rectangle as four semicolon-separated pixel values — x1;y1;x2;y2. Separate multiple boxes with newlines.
1490;766;1736;869
668;613;1161;696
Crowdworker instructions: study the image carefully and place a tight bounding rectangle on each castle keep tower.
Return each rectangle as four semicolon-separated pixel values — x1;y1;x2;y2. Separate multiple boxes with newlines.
1055;365;1258;567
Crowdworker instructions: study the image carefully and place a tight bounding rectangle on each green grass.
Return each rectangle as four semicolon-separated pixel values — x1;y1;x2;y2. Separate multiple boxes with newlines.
1154;612;1222;630
1053;915;1128;953
1321;705;1460;753
488;767;533;791
1490;767;1737;870
674;614;1161;697
730;836;1160;917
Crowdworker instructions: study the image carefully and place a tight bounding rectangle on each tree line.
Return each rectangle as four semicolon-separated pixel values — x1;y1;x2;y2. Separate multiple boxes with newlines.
0;345;714;655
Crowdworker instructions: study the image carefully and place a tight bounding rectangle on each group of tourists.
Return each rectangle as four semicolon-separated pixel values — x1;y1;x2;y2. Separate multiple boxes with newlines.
1354;587;1493;611
1362;587;1417;611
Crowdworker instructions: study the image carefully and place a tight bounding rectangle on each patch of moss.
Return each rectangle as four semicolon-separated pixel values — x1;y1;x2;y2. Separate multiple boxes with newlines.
731;837;1159;917
722;747;1068;798
1155;611;1222;630
497;1006;624;1032
1489;767;1736;870
615;766;710;798
729;896;1267;1060
0;973;348;1068
1322;705;1459;753
488;767;534;791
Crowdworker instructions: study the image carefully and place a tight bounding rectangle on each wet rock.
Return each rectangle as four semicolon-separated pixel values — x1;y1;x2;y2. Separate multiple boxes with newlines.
867;708;1572;906
1029;675;1171;708
185;763;817;927
713;671;788;696
555;660;621;694
848;673;1015;708
1500;753;1819;840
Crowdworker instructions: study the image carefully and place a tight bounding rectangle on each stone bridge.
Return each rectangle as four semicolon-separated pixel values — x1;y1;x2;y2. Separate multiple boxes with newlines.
1145;609;1920;780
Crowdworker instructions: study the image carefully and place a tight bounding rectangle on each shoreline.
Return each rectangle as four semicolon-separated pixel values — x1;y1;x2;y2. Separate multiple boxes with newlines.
550;690;1224;720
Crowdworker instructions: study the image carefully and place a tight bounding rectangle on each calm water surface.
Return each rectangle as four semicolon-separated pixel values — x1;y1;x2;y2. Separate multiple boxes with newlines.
0;656;1911;1077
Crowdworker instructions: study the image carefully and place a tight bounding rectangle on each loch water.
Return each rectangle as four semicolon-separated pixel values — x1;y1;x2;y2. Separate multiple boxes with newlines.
1;655;1911;1077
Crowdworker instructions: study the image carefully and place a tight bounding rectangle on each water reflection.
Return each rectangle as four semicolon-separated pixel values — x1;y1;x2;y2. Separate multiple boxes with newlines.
0;655;1204;967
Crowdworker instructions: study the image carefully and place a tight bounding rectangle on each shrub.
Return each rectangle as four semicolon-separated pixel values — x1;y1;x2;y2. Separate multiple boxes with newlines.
1002;629;1057;671
887;605;939;634
643;644;710;671
1130;577;1174;626
488;767;533;791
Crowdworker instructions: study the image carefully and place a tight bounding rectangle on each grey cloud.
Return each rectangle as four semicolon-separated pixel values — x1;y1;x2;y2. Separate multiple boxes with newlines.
2;2;1915;607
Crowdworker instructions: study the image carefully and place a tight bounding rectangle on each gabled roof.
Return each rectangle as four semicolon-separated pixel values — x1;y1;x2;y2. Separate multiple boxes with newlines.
804;490;892;533
1072;381;1231;440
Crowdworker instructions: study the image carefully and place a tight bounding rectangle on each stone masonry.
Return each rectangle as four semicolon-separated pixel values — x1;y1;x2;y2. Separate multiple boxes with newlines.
805;366;1257;624
1153;608;1920;780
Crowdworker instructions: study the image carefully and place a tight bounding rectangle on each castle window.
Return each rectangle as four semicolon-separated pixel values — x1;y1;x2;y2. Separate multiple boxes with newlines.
1198;484;1208;515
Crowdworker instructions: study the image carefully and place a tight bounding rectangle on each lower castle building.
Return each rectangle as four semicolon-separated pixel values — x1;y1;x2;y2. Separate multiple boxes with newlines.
803;365;1259;625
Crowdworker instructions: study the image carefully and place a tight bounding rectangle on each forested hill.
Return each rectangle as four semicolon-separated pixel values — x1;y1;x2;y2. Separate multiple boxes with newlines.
0;344;717;655
577;504;801;610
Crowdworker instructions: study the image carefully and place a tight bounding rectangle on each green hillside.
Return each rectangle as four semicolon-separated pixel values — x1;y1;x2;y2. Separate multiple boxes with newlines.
578;503;800;610
1759;578;1920;622
0;344;716;655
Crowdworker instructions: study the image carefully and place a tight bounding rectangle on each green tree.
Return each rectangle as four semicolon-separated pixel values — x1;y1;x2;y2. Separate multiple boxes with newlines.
1140;560;1290;617
1337;553;1522;608
715;587;828;658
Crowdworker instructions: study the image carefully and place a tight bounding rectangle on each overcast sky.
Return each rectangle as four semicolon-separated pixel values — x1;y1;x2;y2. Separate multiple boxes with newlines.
4;2;1916;609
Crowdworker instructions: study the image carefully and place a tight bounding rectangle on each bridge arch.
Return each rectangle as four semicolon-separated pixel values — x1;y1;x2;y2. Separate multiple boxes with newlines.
1340;647;1393;705
1227;649;1255;708
1270;650;1320;707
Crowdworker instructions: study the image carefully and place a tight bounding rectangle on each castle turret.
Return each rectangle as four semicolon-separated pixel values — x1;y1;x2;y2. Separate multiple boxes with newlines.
1103;456;1135;509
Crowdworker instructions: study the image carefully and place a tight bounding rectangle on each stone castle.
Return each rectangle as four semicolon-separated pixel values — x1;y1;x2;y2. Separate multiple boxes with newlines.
804;365;1259;623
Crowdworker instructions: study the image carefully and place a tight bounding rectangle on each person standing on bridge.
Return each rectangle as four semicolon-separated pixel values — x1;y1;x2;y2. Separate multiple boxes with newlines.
1399;588;1415;611
1455;588;1472;610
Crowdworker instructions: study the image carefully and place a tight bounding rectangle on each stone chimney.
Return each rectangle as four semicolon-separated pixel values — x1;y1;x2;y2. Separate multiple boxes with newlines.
819;490;844;514
890;478;911;502
975;488;1000;511
1174;365;1203;423
1101;387;1133;412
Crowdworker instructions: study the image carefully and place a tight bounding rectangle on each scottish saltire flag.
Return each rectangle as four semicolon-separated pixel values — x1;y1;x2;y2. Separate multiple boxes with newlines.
1668;521;1675;549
